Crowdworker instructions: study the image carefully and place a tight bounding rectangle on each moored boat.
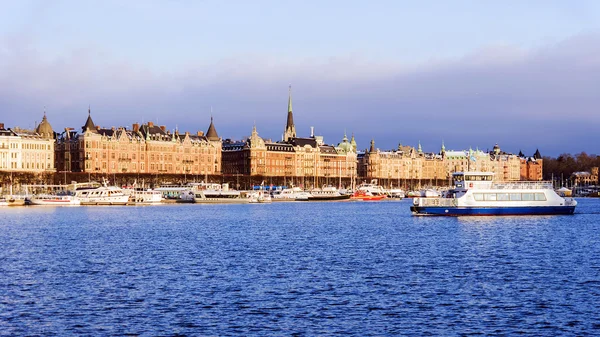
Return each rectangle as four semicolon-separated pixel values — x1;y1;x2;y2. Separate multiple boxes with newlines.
271;186;311;201
192;182;249;204
124;188;162;204
248;190;272;203
0;195;27;206
350;190;385;201
356;180;388;198
410;172;577;216
29;194;81;206
308;186;351;201
73;179;130;205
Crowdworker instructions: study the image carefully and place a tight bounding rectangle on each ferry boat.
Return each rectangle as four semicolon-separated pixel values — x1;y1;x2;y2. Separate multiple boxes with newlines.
29;194;81;206
410;172;577;216
73;180;130;205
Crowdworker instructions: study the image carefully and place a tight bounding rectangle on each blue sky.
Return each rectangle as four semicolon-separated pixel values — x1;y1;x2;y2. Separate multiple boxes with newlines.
1;0;600;156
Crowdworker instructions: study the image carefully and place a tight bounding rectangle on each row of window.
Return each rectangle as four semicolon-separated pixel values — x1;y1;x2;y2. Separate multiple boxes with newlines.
473;193;547;202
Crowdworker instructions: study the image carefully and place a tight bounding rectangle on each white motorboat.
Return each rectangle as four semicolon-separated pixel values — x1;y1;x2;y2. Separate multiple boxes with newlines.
308;186;351;201
74;179;130;205
248;190;272;203
192;182;248;204
29;194;81;206
357;179;388;198
124;188;162;204
271;187;311;201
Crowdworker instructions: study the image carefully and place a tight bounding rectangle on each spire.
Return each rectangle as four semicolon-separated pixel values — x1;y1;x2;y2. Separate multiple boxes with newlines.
351;133;357;152
533;149;542;160
284;85;296;141
82;106;97;133
418;141;422;153
369;139;375;153
288;84;293;113
206;116;219;141
342;129;348;142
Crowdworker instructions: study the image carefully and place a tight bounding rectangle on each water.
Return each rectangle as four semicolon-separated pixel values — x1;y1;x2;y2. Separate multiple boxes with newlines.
1;199;600;336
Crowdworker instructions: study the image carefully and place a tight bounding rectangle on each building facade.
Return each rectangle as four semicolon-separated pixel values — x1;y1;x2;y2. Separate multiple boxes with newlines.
56;109;221;178
358;142;523;189
0;115;55;173
221;89;358;189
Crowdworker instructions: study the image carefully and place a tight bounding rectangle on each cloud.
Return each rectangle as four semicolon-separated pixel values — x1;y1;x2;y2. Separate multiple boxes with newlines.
1;33;600;156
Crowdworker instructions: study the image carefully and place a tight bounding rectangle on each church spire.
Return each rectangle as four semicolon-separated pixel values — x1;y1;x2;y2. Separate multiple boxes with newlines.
283;84;296;142
206;116;219;141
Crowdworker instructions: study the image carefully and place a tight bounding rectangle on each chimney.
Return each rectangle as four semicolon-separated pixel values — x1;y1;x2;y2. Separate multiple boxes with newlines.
197;131;204;136
0;123;4;129
148;121;154;127
310;126;314;138
160;125;166;132
132;123;139;132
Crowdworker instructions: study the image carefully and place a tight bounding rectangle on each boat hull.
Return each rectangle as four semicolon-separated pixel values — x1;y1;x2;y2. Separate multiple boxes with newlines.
307;195;351;201
410;205;576;216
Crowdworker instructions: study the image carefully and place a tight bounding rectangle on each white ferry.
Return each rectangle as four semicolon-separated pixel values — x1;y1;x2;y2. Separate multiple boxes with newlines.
123;188;162;204
74;180;130;205
410;172;577;216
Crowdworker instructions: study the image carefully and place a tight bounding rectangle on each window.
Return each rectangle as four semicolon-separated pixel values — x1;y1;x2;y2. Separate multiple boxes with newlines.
485;193;497;201
497;193;509;201
473;193;484;201
535;193;547;201
522;193;535;201
510;193;521;201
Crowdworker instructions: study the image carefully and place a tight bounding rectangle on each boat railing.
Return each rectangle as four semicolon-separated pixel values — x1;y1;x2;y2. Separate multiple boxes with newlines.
413;198;457;207
491;181;553;190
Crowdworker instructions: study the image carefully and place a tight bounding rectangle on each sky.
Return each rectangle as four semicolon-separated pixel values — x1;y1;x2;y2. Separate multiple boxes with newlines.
1;0;600;157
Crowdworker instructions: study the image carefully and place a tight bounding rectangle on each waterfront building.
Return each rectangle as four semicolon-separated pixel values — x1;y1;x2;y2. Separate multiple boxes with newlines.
55;109;221;177
0;114;55;173
519;149;543;181
571;167;598;186
221;87;357;189
358;141;522;189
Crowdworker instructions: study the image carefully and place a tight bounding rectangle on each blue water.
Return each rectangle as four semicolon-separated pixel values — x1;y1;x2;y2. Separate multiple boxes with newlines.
1;199;600;336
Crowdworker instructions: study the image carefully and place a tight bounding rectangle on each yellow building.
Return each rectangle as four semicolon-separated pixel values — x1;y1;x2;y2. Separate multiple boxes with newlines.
221;88;358;189
56;109;221;177
358;141;522;189
0;115;55;173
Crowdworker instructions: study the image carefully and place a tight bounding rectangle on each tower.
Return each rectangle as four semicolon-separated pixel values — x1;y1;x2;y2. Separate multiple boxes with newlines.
283;85;296;142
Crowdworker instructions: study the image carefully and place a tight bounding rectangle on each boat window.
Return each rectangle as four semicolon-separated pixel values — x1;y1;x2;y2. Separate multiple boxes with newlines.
484;193;497;201
454;175;464;182
510;193;521;201
473;193;484;201
497;193;509;201
535;193;547;201
522;193;535;201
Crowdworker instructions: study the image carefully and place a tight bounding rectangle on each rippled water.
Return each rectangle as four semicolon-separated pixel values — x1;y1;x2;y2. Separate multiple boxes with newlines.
1;199;600;336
